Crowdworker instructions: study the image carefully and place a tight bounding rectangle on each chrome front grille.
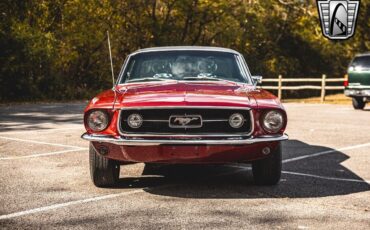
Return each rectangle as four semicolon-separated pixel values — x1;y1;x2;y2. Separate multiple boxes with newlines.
118;107;253;136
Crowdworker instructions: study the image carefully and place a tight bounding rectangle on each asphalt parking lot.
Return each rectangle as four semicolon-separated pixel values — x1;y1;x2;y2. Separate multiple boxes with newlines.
0;102;369;229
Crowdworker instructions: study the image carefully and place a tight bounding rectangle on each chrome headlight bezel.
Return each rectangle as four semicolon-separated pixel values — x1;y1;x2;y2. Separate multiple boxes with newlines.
261;110;284;134
86;110;110;132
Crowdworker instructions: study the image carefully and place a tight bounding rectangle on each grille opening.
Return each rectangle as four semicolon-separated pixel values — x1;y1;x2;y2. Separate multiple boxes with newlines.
119;108;253;136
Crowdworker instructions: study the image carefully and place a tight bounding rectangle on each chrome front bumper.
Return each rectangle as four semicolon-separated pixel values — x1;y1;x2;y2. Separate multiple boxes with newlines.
345;89;370;97
81;133;289;146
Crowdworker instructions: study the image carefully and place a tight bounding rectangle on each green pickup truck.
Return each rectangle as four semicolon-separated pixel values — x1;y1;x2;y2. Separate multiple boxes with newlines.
345;53;370;110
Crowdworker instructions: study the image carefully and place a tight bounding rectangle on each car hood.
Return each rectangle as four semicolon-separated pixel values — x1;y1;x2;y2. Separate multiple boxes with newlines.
114;81;259;108
348;71;370;87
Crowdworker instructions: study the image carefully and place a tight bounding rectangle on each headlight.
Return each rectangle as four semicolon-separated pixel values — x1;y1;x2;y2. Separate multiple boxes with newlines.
354;66;363;72
127;113;143;128
229;113;244;128
87;110;109;132
261;110;284;133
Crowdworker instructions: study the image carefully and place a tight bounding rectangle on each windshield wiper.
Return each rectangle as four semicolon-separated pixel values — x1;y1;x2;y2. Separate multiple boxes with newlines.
126;77;169;83
183;76;241;84
183;76;222;81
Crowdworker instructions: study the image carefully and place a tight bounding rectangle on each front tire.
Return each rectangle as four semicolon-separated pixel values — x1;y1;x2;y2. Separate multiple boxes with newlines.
89;143;120;187
252;143;282;185
352;97;365;110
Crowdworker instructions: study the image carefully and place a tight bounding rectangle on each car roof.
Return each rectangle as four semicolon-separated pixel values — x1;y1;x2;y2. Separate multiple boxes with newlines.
131;46;241;55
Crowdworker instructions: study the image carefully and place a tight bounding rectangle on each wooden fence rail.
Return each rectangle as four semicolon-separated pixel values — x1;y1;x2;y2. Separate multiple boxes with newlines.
261;74;346;102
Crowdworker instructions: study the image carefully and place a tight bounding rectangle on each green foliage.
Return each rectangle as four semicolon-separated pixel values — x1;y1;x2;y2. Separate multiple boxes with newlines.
0;0;369;101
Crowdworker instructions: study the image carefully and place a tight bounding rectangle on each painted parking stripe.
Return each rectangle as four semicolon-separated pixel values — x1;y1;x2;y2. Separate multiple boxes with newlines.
0;165;367;221
0;148;87;160
0;168;247;220
282;171;370;184
228;165;370;184
1;127;82;135
1;141;370;220
0;189;146;220
0;162;367;220
0;136;85;149
283;142;370;163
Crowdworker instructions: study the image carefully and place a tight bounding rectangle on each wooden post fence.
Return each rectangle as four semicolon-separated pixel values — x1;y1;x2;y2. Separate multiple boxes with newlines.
261;75;345;102
278;75;282;100
320;74;326;103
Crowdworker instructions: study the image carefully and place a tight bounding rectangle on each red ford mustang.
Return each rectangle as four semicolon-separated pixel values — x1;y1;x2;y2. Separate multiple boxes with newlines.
81;46;288;187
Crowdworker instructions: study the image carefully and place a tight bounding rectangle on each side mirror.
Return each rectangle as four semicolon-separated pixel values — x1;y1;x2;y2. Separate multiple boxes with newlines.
252;76;263;85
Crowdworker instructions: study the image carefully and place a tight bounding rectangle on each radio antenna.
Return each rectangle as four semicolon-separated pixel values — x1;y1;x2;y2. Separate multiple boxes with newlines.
107;31;115;86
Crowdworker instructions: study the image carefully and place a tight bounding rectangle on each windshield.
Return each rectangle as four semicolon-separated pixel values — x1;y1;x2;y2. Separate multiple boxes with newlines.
119;51;251;84
351;56;370;68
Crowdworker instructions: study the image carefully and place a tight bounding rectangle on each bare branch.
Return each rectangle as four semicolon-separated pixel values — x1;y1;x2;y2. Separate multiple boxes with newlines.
278;0;295;5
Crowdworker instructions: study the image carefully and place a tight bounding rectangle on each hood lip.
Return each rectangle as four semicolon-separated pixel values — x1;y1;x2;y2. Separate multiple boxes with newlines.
114;82;257;109
115;81;256;95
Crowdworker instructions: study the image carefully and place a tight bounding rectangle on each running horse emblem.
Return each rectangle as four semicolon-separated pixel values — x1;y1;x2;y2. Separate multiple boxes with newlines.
173;117;199;126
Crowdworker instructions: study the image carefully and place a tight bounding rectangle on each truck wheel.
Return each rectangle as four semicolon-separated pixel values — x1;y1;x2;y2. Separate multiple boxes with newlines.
252;143;282;185
89;143;120;187
352;97;365;110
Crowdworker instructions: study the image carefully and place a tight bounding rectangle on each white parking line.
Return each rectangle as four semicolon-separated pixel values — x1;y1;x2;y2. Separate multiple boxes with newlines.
0;156;368;221
0;127;82;135
0;136;85;150
0;189;146;220
0;168;247;220
228;165;370;184
1;140;370;220
282;171;370;184
283;142;370;163
0;148;87;160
